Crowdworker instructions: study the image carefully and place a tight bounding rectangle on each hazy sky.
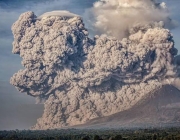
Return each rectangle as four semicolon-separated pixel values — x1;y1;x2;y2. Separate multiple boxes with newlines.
0;0;180;130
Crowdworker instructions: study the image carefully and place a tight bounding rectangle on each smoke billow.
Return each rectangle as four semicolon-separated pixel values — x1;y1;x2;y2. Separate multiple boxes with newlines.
10;0;180;130
88;0;177;39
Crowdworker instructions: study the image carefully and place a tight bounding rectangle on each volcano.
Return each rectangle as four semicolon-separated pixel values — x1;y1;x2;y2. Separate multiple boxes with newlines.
78;85;180;129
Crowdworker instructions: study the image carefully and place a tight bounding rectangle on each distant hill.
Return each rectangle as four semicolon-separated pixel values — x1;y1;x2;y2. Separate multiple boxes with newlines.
77;85;180;129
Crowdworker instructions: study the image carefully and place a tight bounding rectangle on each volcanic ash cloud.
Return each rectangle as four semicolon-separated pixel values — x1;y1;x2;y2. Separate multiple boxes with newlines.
10;1;179;130
88;0;177;39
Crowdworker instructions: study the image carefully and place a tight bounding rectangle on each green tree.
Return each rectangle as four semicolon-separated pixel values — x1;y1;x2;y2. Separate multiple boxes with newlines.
81;136;90;140
114;135;123;140
109;136;115;140
94;135;100;140
152;134;157;140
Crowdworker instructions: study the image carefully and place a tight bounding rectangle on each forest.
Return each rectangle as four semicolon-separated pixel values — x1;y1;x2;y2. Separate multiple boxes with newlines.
0;127;180;140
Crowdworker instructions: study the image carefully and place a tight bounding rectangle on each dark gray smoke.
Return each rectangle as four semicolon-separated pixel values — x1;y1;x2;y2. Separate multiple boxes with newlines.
10;0;179;130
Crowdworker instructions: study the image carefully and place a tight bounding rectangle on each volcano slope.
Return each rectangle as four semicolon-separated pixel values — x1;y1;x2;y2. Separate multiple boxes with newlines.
78;85;180;129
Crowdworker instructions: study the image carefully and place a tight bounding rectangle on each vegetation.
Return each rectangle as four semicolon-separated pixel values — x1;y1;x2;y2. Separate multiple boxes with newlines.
0;127;180;140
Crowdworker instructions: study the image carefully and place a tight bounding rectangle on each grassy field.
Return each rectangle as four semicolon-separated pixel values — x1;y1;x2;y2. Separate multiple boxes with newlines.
0;127;180;140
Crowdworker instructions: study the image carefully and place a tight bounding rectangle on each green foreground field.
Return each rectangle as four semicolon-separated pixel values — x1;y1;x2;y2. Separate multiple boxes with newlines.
0;127;180;140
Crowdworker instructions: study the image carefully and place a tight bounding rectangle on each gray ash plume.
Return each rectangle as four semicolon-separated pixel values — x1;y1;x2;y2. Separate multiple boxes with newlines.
10;0;179;129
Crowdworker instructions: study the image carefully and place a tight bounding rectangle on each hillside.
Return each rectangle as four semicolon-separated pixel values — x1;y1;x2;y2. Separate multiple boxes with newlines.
78;85;180;129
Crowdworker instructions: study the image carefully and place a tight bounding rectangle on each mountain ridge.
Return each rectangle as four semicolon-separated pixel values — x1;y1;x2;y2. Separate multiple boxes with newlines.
74;85;180;129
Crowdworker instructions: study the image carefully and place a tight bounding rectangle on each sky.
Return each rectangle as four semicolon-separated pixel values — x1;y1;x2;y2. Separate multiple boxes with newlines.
0;0;180;130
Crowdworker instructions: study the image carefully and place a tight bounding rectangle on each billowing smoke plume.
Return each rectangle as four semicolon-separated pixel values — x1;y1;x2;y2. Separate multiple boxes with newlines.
10;0;179;130
88;0;177;39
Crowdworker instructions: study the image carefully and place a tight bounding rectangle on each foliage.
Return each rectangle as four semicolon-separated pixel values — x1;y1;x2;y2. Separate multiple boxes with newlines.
1;127;180;140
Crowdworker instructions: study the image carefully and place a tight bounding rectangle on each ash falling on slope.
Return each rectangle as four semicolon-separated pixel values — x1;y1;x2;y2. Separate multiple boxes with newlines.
10;0;180;129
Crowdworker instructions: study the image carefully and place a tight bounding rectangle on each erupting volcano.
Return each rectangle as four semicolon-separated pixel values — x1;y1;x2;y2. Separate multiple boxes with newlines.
10;0;180;129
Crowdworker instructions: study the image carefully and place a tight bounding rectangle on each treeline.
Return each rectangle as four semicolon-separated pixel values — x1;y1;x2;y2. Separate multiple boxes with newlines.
0;127;180;140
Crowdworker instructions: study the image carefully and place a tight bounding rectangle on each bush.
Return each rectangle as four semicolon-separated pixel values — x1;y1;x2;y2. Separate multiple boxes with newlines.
81;136;90;140
94;135;100;140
